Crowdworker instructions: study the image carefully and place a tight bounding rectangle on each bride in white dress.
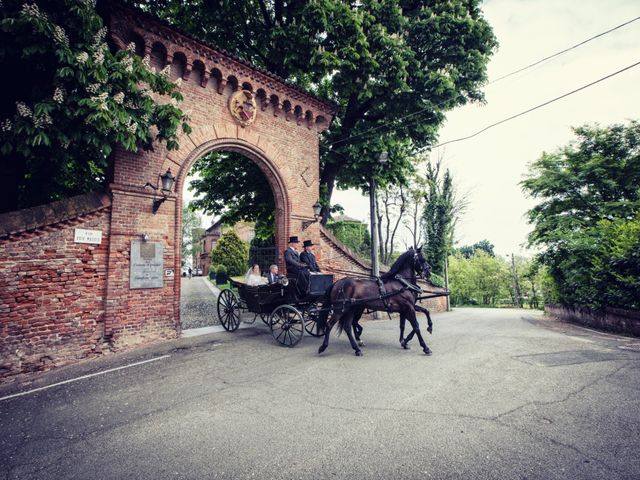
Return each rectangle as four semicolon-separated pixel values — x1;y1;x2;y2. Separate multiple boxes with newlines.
245;264;266;286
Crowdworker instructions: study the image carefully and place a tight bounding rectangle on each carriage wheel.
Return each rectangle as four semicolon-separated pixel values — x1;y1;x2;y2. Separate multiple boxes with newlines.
270;305;304;347
302;303;326;337
217;289;241;331
259;313;270;326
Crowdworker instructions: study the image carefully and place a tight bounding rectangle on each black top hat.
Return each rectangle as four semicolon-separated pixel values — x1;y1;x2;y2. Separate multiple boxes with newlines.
303;240;315;247
288;236;300;244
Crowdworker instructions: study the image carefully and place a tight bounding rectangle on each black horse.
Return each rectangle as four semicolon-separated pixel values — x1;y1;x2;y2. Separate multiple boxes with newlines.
317;247;432;356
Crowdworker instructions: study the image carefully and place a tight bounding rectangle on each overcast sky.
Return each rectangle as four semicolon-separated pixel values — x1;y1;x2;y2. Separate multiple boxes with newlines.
334;0;640;257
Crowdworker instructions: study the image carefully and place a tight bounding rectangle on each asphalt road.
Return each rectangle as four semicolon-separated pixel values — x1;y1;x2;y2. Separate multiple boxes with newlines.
1;308;639;480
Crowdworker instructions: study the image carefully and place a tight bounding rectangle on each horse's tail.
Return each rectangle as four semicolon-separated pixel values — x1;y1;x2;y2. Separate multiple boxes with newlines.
316;281;335;332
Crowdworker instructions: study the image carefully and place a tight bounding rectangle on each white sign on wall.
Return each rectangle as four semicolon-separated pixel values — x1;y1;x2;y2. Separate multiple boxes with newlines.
74;228;103;244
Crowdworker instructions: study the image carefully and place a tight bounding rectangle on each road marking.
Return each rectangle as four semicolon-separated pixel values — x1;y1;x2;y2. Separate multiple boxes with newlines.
0;355;171;402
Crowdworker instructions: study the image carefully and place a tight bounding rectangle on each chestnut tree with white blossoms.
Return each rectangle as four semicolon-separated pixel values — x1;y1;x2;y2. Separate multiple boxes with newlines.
0;0;190;212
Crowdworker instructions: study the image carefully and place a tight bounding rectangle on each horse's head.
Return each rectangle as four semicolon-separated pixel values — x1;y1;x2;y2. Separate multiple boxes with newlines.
413;246;431;279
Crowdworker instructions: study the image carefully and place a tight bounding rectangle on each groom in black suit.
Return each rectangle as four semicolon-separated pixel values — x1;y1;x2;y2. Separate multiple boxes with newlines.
300;240;321;273
284;236;309;294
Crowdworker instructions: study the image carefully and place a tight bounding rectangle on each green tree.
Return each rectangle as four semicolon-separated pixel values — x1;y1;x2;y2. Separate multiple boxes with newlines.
188;151;275;240
142;0;497;216
0;0;190;212
210;231;249;277
458;239;495;259
421;157;466;276
181;204;202;265
326;218;371;259
448;250;512;306
522;121;640;310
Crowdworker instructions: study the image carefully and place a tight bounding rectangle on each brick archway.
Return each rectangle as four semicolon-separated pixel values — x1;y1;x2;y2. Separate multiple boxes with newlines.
103;4;337;346
174;138;291;323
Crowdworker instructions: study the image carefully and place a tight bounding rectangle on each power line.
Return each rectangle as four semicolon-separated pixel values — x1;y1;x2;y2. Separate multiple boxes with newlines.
326;15;640;150
488;15;640;85
428;59;640;150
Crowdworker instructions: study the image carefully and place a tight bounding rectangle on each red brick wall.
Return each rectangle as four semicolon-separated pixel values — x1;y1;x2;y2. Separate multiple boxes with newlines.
0;202;111;380
104;7;336;348
546;304;640;337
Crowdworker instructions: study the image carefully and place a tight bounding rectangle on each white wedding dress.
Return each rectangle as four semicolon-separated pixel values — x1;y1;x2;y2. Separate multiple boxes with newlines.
245;269;266;286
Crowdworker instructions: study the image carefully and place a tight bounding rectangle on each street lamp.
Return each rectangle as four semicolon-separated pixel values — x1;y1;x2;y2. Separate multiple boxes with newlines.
302;199;323;230
144;169;176;214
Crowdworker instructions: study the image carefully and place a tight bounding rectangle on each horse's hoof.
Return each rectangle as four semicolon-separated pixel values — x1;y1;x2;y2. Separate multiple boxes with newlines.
357;341;365;347
318;345;327;354
355;350;363;357
401;340;410;349
427;327;433;334
423;348;432;356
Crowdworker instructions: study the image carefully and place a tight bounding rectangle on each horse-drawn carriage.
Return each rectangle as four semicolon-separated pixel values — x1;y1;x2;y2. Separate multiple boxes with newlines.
216;247;449;355
216;272;334;347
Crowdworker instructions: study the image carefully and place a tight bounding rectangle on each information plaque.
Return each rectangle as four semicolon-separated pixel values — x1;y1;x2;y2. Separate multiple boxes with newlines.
130;241;164;289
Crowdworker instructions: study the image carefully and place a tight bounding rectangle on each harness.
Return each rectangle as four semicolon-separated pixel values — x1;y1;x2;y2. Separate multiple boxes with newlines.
334;275;422;316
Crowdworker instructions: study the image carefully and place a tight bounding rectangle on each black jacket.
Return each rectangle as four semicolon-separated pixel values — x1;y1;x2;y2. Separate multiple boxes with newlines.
284;247;307;277
300;250;320;272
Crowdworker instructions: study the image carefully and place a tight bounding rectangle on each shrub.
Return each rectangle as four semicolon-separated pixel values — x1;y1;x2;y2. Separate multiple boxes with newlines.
210;232;247;276
429;272;445;288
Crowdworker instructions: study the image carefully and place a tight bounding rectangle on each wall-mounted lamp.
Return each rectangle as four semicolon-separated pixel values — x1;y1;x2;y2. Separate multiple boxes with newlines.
302;200;323;230
144;169;175;214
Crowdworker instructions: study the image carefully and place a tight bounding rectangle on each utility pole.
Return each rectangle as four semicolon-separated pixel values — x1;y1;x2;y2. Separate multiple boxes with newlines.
370;174;381;320
369;151;387;320
511;253;522;308
444;255;451;311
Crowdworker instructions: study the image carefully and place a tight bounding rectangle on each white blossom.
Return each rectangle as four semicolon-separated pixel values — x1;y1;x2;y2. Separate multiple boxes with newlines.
16;102;32;118
120;55;134;73
34;113;52;128
53;87;65;103
126;42;136;53
1;119;12;132
160;64;171;76
94;27;107;45
93;49;104;65
113;92;125;104
127;121;138;133
142;55;151;69
76;52;89;64
61;139;70;149
20;3;46;21
53;25;69;46
174;77;183;87
86;83;100;94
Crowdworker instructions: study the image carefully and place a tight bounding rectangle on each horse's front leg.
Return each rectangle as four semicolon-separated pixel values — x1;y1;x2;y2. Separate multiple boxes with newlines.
353;307;365;347
404;308;431;355
415;304;433;334
399;315;411;349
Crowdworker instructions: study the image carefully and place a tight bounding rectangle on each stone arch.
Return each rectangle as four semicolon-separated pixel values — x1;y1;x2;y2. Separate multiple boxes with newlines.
171;52;188;80
102;3;338;346
172;139;291;328
191;60;206;86
150;42;167;71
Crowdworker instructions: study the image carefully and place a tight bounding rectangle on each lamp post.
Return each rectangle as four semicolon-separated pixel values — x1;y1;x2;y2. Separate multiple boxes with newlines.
370;152;388;319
